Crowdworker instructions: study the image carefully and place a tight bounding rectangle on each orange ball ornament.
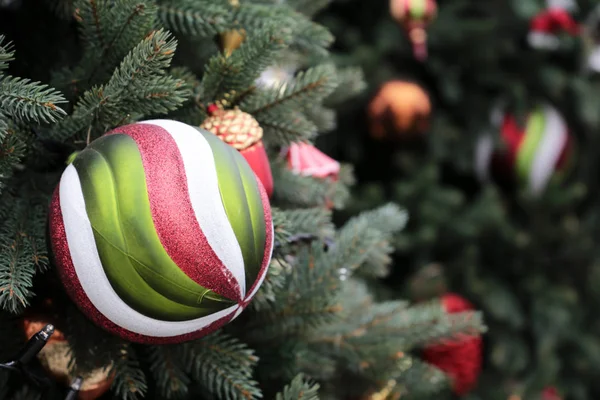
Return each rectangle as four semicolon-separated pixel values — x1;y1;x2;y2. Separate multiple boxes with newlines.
390;0;437;60
368;81;431;140
22;318;114;400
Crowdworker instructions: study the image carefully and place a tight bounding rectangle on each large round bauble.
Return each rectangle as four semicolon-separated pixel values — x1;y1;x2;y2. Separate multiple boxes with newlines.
368;81;431;140
475;104;574;196
48;120;274;344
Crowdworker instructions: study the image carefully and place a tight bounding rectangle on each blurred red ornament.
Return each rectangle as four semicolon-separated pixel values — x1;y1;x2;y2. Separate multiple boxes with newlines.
541;387;562;400
201;105;274;198
390;0;437;60
528;8;580;49
422;293;482;396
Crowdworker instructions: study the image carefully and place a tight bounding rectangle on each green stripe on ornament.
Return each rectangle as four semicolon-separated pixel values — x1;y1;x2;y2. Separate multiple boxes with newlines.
411;0;427;19
199;129;266;292
74;134;233;321
516;109;545;185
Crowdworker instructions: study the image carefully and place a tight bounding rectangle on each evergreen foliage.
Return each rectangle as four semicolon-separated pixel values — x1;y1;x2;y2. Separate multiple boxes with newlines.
0;0;486;399
324;0;600;398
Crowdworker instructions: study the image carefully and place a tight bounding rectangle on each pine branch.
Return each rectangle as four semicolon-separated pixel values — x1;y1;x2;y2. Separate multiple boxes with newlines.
241;64;338;115
200;26;292;102
256;110;317;146
74;0;158;85
249;255;291;311
279;208;335;241
111;345;148;400
157;0;232;37
272;166;344;209
272;207;291;247
247;242;343;341
0;118;27;194
275;374;320;400
0;194;48;313
235;4;333;56
324;67;366;106
331;204;407;277
185;333;261;400
0;35;15;71
147;345;190;399
286;0;332;17
302;106;335;134
50;29;184;141
0;76;66;124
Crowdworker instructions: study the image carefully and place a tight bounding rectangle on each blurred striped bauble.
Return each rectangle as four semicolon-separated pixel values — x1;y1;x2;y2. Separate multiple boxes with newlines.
475;104;575;196
48;120;273;344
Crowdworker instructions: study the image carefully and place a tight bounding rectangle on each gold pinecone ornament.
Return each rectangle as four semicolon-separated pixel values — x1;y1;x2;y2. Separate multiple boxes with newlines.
200;105;274;197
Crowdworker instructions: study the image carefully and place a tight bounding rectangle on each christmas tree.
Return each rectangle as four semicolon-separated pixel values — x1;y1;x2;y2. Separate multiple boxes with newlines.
0;0;485;399
322;0;600;398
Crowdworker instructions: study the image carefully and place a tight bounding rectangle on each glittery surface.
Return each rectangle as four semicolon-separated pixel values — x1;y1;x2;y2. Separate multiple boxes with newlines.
107;124;241;302
241;177;273;306
50;166;237;344
422;293;482;395
240;142;273;198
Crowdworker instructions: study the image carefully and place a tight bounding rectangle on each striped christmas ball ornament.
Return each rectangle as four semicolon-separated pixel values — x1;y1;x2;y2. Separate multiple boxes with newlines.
390;0;437;60
48;120;273;344
475;104;574;196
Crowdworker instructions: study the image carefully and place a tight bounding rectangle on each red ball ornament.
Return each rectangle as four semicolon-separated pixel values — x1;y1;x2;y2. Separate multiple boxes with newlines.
475;104;575;196
201;105;274;198
528;8;580;49
422;293;482;396
390;0;437;60
541;387;562;400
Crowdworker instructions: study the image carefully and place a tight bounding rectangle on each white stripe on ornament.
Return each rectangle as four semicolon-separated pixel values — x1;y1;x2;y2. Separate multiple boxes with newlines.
140;119;246;298
528;105;567;195
59;164;240;336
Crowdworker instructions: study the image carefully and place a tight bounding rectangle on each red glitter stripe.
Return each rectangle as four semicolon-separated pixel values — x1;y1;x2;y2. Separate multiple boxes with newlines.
49;187;236;344
107;124;241;303
242;176;273;305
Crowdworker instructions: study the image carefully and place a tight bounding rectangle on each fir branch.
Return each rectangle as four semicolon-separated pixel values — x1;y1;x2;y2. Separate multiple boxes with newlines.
302;106;335;134
111;345;148;400
0;35;15;71
272;165;342;208
250;256;292;311
123;75;191;116
235;4;333;56
325;67;366;106
75;0;158;85
279;208;335;241
247;243;343;341
186;333;261;400
200;26;292;101
241;64;338;115
0;118;27;194
331;204;407;277
286;0;332;17
272;207;291;247
50;29;182;141
255;110;318;146
0;195;48;313
157;0;232;37
275;374;320;400
0;76;67;124
147;345;190;399
399;359;451;398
